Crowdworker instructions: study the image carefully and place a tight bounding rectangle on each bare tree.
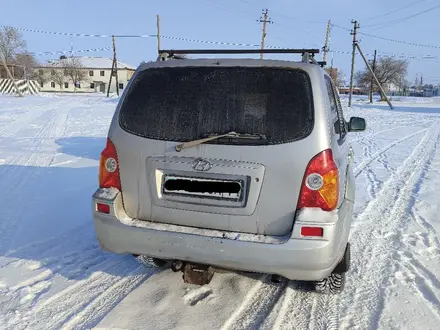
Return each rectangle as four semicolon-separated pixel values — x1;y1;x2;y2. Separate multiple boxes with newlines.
62;57;87;92
355;56;408;100
51;69;65;92
31;68;49;88
0;26;27;63
13;51;38;79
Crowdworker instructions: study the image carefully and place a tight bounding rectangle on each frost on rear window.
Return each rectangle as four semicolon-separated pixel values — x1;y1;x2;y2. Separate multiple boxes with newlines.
118;66;314;144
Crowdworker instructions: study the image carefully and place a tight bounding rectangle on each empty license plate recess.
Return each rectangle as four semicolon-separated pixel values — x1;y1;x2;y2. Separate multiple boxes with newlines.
163;175;244;201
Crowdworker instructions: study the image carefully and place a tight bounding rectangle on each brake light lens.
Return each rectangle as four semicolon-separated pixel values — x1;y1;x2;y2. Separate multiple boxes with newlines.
99;138;122;191
297;149;339;211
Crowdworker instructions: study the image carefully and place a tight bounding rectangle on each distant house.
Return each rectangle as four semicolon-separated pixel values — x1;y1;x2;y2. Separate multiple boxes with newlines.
34;56;135;93
338;86;364;95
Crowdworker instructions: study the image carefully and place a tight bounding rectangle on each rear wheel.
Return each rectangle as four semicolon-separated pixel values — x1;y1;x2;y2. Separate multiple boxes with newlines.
314;273;346;294
314;242;350;294
133;254;167;268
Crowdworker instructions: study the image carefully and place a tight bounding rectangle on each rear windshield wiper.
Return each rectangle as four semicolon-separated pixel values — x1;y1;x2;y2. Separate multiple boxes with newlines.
175;132;266;152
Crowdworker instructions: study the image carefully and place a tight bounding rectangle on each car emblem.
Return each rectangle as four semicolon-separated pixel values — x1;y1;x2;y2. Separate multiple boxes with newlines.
192;158;212;171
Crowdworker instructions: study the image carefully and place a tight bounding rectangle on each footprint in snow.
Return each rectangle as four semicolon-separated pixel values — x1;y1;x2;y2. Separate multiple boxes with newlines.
183;286;214;306
374;232;396;239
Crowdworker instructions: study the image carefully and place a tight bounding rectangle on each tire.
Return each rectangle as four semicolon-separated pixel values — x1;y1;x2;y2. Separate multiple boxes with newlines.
314;273;346;294
134;255;167;268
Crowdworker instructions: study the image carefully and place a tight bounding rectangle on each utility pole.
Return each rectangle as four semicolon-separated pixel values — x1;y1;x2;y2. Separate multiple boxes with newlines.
157;14;161;53
369;49;377;103
258;9;272;60
323;20;332;64
348;20;359;108
356;44;393;109
106;55;114;97
113;36;119;97
106;35;119;97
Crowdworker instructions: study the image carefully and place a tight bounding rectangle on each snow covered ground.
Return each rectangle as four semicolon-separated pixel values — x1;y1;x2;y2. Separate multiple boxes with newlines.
0;93;439;330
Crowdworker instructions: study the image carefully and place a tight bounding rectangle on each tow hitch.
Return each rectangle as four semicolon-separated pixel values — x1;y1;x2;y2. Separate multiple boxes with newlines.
171;260;215;285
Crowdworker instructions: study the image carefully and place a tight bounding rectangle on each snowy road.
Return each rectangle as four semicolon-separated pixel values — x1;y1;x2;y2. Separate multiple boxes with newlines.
0;94;439;330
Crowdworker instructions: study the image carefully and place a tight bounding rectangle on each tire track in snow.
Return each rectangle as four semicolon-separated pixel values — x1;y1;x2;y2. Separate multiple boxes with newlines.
354;128;427;178
270;283;314;330
219;275;288;330
272;282;340;330
0;256;127;328
0;107;47;138
411;208;440;253
0;108;69;253
338;121;440;330
350;125;409;143
395;256;440;320
61;267;158;330
25;260;147;330
4;251;116;301
0;98;77;142
309;293;340;330
0;223;95;269
361;139;383;200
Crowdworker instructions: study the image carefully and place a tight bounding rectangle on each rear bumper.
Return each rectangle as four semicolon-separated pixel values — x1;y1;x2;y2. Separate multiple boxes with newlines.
92;188;352;281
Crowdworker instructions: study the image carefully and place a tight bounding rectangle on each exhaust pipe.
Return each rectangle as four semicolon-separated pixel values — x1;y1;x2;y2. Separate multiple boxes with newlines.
171;260;184;272
271;274;283;283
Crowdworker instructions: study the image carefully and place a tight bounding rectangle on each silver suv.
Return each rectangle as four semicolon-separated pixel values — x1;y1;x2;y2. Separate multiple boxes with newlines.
92;49;366;294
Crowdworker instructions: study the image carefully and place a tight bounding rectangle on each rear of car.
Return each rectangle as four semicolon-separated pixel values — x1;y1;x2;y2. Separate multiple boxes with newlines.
92;59;353;283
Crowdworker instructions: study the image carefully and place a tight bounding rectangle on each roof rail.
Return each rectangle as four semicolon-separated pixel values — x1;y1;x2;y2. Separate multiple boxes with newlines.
157;48;323;66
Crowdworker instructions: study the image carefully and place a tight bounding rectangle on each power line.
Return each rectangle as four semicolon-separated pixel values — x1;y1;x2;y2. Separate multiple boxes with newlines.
365;0;428;20
163;34;440;64
32;46;113;56
330;48;440;64
6;24;440;65
0;24;309;49
365;3;440;30
332;23;440;50
269;8;327;25
331;24;351;32
358;31;440;49
161;35;260;48
192;1;323;47
0;25;156;38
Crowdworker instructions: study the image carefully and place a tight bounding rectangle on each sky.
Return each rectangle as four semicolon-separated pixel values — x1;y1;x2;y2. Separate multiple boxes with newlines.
2;0;440;85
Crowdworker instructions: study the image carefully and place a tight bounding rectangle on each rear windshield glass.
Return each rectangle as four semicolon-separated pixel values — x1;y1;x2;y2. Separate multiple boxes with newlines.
119;66;314;145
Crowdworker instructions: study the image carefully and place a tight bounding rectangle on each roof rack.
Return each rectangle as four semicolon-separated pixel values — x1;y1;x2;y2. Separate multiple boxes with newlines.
157;48;324;66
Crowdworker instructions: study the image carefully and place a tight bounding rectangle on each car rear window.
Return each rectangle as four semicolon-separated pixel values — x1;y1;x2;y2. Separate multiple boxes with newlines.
119;66;314;145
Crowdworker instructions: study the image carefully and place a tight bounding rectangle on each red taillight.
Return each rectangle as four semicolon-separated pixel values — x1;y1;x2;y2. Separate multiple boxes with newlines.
97;203;110;214
297;149;339;211
301;226;324;237
99;138;122;191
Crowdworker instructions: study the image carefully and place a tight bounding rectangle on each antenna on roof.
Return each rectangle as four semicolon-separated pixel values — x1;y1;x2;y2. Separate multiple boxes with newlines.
70;36;74;58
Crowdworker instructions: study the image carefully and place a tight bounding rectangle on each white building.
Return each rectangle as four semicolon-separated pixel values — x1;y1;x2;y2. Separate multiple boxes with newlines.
35;56;135;94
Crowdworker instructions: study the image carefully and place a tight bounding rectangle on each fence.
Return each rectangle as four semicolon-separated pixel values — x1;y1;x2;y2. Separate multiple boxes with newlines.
0;79;41;95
